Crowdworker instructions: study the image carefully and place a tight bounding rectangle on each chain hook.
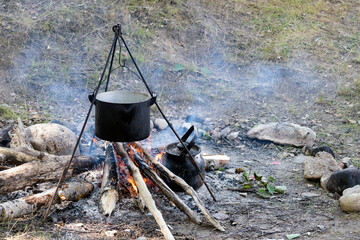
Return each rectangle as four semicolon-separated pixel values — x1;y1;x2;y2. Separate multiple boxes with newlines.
112;24;122;36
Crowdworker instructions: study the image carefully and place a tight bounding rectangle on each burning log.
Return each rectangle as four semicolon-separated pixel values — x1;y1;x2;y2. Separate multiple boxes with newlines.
134;142;225;232
125;144;202;224
113;142;175;240
98;144;119;216
0;154;102;194
0;179;93;221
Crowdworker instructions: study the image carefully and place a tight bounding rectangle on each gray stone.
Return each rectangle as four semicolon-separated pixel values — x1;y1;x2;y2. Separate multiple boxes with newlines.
326;168;360;195
211;130;221;140
220;127;232;137
154;118;168;130
340;193;360;212
303;152;341;180
213;212;229;220
226;131;239;141
320;174;331;191
21;123;79;155
136;237;148;240
343;185;360;196
247;122;316;147
301;192;321;198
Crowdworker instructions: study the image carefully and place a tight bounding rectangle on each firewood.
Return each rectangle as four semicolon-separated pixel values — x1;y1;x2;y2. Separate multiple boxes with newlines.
135;142;225;232
0;154;102;194
0;179;93;221
98;144;119;216
126;144;202;224
0;146;43;165
202;154;231;171
113;142;175;240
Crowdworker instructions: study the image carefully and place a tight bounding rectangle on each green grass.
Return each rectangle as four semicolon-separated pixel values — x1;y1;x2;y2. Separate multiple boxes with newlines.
0;105;18;120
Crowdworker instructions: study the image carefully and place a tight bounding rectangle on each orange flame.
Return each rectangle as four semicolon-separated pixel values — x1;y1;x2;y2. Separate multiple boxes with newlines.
155;152;164;163
127;178;138;193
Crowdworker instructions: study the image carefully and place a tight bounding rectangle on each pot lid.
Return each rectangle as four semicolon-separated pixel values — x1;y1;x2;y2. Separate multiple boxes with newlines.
165;142;200;157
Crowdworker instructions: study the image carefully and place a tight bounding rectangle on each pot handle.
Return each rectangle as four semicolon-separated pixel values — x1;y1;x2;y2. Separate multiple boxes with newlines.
180;126;198;157
88;93;96;104
150;92;157;106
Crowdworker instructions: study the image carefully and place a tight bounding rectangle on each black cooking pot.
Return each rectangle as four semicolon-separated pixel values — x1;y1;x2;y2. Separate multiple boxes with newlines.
161;126;205;191
89;90;156;142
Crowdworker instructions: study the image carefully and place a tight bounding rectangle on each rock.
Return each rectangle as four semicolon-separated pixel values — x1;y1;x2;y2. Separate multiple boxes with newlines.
136;237;147;240
211;130;221;140
226;131;239;141
343;185;360;196
154;118;168;130
247;122;316;147
150;120;154;130
105;230;118;237
220;127;231;137
185;115;204;124
320;174;331;191
339;193;360;212
15;123;79;155
301;192;321;198
303;152;341;180
213;212;229;220
326;168;360;195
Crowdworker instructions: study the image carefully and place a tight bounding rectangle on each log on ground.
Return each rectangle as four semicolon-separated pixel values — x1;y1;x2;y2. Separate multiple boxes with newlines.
0;179;94;221
0;154;102;194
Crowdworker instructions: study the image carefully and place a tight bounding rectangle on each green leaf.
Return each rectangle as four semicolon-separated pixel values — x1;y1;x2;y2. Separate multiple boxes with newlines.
275;185;287;194
174;64;185;71
243;183;252;189
201;67;211;75
268;176;275;183
267;184;275;194
243;171;250;181
218;167;225;171
257;188;271;198
254;172;262;181
286;233;301;239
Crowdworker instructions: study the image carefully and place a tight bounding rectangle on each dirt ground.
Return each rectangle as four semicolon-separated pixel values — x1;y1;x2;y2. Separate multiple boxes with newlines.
0;62;359;240
0;0;359;239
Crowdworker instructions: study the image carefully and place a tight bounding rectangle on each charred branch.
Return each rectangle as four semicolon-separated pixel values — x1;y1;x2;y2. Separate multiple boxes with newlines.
135;142;225;232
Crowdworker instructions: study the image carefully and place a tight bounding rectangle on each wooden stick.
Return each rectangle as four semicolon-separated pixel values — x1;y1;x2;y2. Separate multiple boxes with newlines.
0;179;93;221
126;144;202;224
98;144;119;216
113;142;174;240
135;142;225;232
